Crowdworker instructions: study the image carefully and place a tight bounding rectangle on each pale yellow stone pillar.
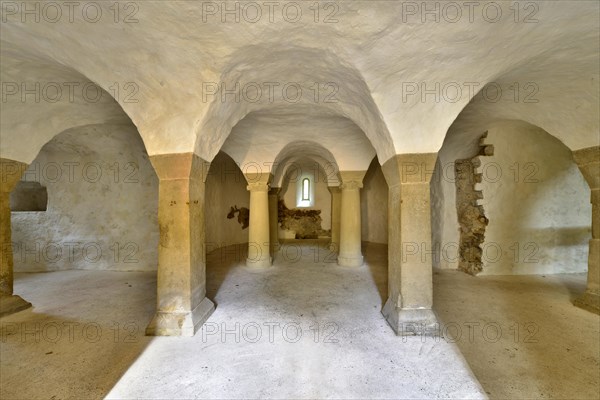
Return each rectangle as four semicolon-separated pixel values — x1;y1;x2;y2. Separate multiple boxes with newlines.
573;146;600;314
382;153;438;335
145;153;215;336
268;187;280;258
328;186;341;252
0;158;32;317
246;173;271;268
338;172;365;267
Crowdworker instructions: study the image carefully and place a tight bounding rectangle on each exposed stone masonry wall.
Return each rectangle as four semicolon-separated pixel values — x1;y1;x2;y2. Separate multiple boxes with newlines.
455;133;492;275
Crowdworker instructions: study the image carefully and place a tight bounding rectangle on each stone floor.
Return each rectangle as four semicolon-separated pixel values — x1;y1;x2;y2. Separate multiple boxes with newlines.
0;241;598;399
434;269;600;399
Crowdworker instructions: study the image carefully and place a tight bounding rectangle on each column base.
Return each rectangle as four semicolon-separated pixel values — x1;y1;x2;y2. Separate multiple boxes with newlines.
246;257;272;268
574;290;600;315
145;297;215;336
382;298;439;336
337;253;363;267
0;294;32;318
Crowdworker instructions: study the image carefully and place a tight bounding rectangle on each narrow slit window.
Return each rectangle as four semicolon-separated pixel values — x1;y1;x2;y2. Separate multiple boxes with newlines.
302;178;310;201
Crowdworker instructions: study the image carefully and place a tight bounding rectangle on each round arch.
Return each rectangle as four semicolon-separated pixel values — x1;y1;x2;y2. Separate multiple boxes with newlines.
435;116;592;275
0;43;141;164
194;44;395;164
272;140;341;189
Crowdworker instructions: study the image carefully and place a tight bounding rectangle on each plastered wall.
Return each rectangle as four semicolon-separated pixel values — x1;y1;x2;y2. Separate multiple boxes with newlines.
361;157;388;244
11;124;159;272
435;120;591;275
205;151;250;249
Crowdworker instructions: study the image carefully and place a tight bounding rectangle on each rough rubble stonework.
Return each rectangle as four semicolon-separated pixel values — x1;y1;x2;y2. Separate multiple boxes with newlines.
455;159;488;275
455;133;493;275
277;199;330;239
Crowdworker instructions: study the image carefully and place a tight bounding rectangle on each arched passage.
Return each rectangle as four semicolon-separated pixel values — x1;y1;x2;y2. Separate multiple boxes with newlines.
1;120;159;312
431;73;599;397
11;123;159;273
435;118;591;275
276;156;333;240
433;47;599;276
194;45;394;164
0;45;158;318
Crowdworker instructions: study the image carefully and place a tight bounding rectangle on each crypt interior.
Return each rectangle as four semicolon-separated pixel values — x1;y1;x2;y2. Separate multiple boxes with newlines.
0;1;599;399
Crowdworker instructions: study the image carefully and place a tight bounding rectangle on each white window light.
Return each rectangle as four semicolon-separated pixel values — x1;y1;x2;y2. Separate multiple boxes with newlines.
297;175;313;208
302;178;310;201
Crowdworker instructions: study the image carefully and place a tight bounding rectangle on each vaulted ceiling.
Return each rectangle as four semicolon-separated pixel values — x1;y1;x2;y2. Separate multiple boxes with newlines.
1;1;598;165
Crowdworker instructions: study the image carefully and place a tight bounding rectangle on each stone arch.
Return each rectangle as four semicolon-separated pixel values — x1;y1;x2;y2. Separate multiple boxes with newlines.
1;121;159;318
204;150;250;250
0;43;142;164
11;122;159;270
439;55;599;157
194;44;395;164
433;38;599;272
272;140;341;189
435;117;592;275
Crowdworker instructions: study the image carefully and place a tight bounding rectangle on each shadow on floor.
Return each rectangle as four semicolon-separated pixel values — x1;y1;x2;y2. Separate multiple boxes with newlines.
433;269;599;399
207;240;389;307
0;271;156;400
362;242;388;304
206;242;248;301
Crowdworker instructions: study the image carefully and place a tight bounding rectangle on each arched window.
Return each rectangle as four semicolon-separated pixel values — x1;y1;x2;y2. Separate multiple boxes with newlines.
301;178;310;201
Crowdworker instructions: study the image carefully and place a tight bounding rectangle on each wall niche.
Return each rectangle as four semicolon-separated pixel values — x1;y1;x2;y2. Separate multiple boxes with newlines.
10;181;48;212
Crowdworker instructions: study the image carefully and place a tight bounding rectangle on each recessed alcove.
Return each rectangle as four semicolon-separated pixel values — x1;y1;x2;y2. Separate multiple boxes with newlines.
10;181;48;212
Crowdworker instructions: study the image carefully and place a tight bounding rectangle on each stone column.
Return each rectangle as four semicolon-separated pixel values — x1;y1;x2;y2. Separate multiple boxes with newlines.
268;187;280;258
246;173;271;268
0;158;32;317
328;186;342;252
145;153;215;336
573;146;600;314
382;153;438;335
337;172;365;267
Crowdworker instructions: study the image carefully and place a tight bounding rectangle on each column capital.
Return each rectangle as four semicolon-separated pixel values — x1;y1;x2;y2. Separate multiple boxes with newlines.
0;158;28;193
382;153;438;187
328;186;342;194
340;181;363;190
573;146;600;189
244;171;272;186
339;170;366;186
268;187;280;196
247;182;270;192
149;153;210;182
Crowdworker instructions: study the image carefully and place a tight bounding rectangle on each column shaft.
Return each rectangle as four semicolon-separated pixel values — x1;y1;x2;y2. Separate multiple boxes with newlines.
146;153;214;336
268;188;280;258
338;179;364;267
246;181;271;267
573;146;600;314
382;154;438;335
0;158;32;317
328;186;342;252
